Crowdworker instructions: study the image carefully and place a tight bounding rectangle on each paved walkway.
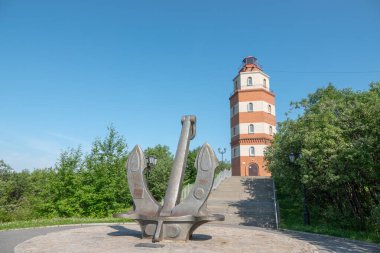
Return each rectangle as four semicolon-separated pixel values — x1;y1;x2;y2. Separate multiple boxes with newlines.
280;229;380;253
0;225;87;253
1;222;380;252
4;223;379;253
13;224;317;253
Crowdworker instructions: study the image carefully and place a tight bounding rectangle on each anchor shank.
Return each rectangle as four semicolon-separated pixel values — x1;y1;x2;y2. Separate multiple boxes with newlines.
160;115;196;216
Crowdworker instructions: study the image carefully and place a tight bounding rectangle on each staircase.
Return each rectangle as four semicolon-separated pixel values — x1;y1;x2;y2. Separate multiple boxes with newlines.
207;176;278;229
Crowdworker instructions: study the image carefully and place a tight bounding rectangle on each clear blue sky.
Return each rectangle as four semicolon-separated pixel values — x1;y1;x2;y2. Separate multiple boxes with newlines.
1;0;379;171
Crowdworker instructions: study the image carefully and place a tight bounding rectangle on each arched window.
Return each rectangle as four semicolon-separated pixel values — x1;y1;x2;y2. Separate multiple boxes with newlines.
269;126;273;135
248;124;254;133
263;79;267;88
249;146;255;156
247;77;253;86
268;104;272;114
247;102;253;112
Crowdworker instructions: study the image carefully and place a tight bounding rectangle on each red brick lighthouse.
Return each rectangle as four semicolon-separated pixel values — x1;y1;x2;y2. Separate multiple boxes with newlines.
230;56;276;176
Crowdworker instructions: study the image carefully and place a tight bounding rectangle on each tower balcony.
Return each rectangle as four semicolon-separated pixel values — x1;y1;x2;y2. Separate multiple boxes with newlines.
230;85;275;97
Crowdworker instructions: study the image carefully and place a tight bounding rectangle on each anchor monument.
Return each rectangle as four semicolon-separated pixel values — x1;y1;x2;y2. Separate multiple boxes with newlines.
114;115;224;242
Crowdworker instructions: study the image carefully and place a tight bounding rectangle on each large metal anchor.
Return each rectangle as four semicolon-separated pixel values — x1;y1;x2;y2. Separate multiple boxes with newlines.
114;115;224;242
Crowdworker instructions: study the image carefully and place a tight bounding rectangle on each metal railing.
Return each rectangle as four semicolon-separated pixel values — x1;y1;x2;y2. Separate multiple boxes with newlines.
272;178;280;229
180;169;232;201
230;85;275;96
212;169;232;190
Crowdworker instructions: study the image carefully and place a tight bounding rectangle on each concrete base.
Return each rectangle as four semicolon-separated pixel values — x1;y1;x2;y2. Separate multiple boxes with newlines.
14;223;317;253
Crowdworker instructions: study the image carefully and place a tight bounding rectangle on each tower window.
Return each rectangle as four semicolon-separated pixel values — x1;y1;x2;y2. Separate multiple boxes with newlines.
234;81;238;90
249;146;255;156
247;103;253;112
268;104;272;114
248;124;254;133
233;127;236;136
247;77;253;86
233;148;238;157
263;79;267;88
269;126;273;135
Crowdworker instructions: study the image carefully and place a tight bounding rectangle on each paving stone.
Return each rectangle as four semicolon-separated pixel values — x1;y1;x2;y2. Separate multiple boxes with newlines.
14;224;318;253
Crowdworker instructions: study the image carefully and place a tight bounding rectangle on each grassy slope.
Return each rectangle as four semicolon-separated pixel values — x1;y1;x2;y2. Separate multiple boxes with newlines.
277;193;380;243
0;217;132;231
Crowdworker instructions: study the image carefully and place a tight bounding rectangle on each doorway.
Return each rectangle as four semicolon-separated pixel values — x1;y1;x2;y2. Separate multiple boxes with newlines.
248;163;259;176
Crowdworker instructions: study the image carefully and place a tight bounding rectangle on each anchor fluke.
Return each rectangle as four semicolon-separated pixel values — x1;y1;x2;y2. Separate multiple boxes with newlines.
171;143;218;216
120;145;161;217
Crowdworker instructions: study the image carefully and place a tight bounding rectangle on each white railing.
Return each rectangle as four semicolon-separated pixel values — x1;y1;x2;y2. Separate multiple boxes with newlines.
212;169;232;190
180;169;232;201
180;183;194;201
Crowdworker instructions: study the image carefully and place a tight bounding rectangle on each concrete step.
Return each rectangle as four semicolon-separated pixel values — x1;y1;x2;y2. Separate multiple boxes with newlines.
208;176;277;229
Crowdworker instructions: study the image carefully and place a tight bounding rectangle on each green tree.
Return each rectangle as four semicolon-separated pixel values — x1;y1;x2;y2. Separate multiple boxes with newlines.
184;147;200;185
49;147;83;217
0;160;13;181
266;82;380;232
215;161;231;175
0;126;134;221
0;161;32;221
78;126;130;217
26;168;56;218
144;145;173;201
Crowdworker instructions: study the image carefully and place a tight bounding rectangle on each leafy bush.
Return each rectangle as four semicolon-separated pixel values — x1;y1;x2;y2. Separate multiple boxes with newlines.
266;82;380;233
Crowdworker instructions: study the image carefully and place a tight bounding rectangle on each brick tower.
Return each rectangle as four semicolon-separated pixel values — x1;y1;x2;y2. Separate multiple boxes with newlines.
230;56;276;176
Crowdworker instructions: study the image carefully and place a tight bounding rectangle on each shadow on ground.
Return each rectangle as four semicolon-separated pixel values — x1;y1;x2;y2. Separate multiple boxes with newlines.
281;229;380;253
229;177;276;228
108;225;141;238
107;225;212;241
190;234;212;241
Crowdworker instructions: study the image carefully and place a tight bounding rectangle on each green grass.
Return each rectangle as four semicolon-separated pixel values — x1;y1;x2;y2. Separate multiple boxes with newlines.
277;193;380;243
0;217;133;231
